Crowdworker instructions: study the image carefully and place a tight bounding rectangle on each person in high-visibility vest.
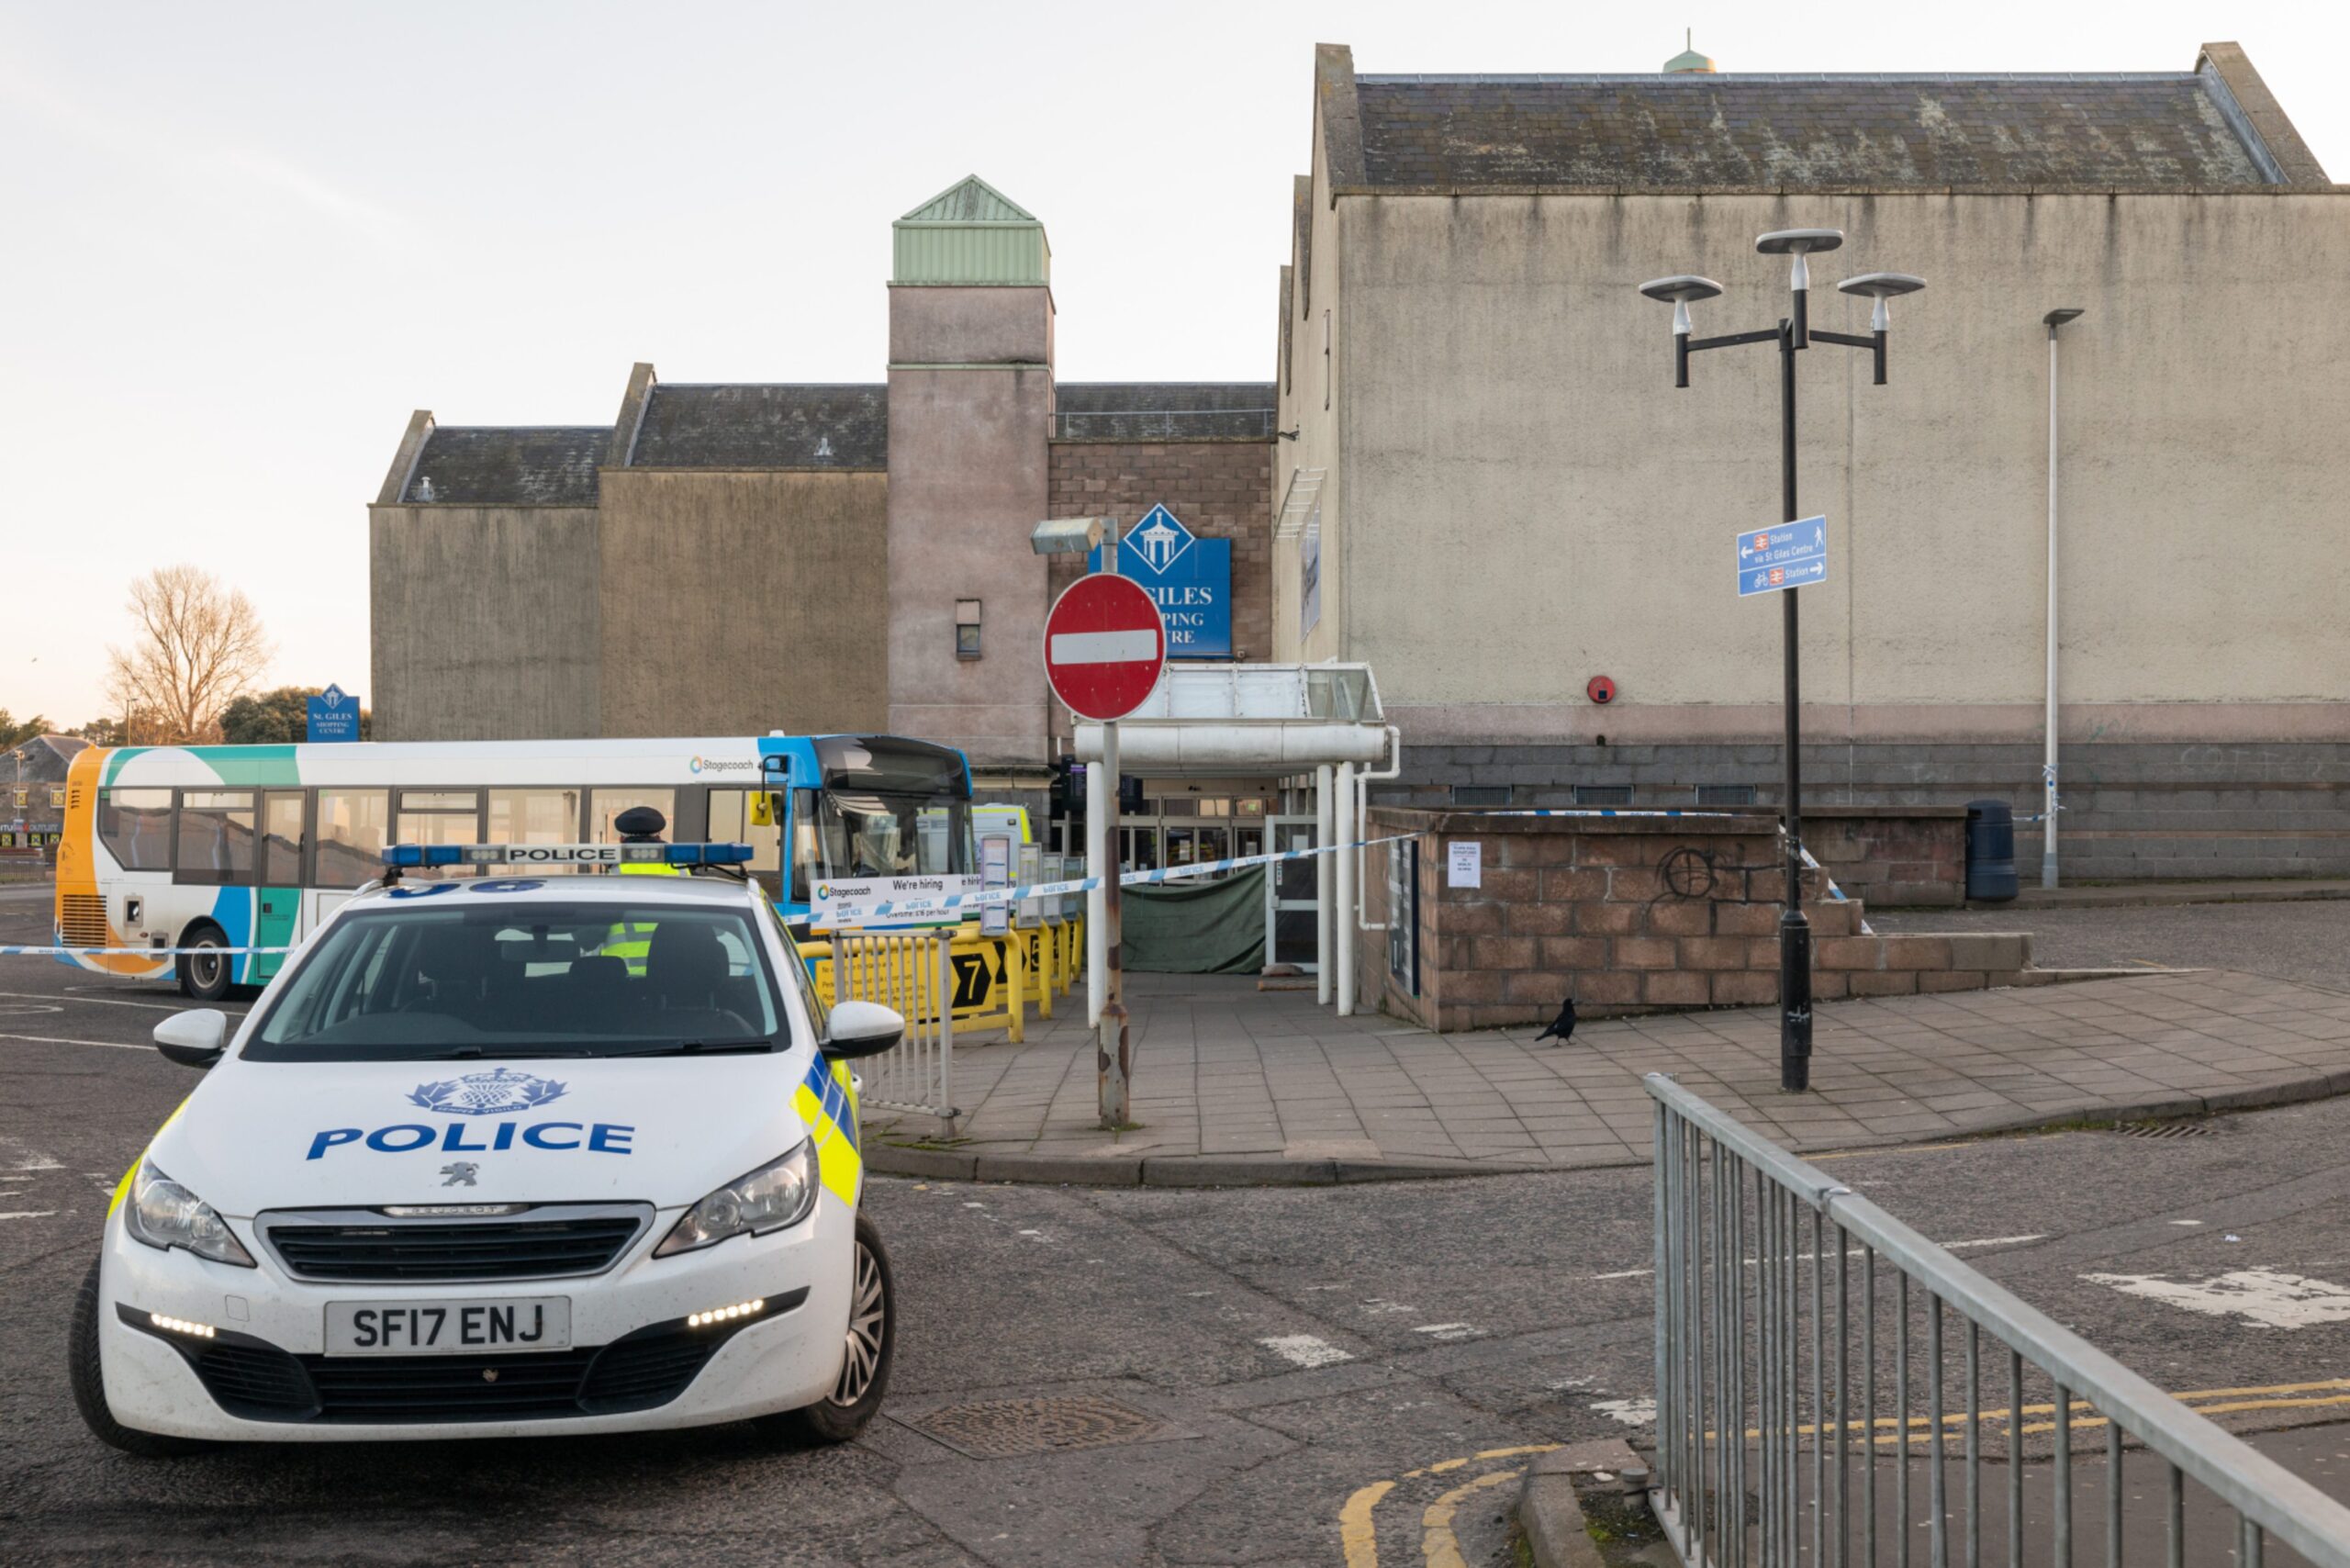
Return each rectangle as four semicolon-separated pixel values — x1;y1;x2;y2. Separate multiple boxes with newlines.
606;806;677;975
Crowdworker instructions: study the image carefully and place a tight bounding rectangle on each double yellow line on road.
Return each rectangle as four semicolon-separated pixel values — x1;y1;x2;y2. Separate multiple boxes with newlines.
1337;1378;2350;1567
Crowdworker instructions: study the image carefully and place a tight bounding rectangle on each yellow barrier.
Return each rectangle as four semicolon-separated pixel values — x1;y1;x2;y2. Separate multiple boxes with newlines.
801;923;1031;1044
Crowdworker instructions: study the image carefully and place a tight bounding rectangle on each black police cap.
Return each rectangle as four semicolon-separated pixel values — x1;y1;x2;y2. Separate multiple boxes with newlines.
614;806;668;841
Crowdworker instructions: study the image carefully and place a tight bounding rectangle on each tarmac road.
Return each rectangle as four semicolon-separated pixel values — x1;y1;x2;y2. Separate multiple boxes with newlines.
5;893;2350;1566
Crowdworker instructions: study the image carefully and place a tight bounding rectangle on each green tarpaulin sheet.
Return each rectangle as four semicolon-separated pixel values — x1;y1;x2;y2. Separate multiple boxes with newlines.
1120;866;1265;974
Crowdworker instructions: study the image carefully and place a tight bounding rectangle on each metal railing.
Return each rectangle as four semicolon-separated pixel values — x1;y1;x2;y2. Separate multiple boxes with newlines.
828;930;956;1122
1645;1073;2350;1568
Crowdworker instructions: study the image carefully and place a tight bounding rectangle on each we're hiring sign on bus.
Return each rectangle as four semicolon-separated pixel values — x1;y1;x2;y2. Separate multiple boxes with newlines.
1088;504;1231;658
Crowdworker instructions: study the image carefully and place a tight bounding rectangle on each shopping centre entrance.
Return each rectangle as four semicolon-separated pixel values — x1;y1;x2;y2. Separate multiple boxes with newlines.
1070;664;1394;1018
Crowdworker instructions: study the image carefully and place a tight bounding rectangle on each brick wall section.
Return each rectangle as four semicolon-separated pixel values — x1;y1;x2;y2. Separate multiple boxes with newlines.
1802;809;1966;907
1362;809;2034;1032
1046;439;1275;666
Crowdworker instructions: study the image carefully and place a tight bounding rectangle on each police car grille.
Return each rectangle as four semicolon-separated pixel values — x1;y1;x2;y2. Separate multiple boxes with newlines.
304;1349;600;1420
267;1216;645;1282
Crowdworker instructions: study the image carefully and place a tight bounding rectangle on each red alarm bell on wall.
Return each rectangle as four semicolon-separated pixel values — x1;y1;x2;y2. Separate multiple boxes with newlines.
1587;675;1617;705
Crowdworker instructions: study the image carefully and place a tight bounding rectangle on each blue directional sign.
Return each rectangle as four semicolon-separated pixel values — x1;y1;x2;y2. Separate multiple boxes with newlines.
1088;503;1233;657
1737;515;1830;598
306;684;361;743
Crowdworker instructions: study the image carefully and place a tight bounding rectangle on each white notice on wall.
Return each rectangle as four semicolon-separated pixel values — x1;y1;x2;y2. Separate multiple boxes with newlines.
1447;841;1483;889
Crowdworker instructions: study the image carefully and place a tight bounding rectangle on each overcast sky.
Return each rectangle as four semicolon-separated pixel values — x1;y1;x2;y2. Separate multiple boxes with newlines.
5;1;2342;728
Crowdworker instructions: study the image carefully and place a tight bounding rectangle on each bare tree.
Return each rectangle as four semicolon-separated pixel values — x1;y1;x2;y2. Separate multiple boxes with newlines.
103;566;274;745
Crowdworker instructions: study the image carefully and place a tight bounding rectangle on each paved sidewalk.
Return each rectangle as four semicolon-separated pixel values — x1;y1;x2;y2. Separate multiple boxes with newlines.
2002;877;2350;909
864;969;2350;1185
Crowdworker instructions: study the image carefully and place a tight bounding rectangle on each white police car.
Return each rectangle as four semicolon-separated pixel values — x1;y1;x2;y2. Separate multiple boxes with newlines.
69;840;901;1452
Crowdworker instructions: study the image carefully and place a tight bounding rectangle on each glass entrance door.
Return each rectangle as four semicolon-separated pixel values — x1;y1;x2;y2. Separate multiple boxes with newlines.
1265;815;1320;970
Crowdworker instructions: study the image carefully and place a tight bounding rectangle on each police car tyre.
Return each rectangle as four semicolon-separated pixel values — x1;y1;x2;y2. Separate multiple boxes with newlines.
759;1213;894;1445
68;1257;209;1458
176;924;232;1003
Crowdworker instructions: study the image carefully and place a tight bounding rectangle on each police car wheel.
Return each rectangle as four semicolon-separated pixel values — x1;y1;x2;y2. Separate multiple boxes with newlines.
176;925;231;1002
68;1257;209;1457
758;1214;894;1444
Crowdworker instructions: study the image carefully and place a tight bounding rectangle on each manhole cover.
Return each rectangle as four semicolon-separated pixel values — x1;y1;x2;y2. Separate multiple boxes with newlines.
2110;1119;2215;1139
906;1395;1170;1460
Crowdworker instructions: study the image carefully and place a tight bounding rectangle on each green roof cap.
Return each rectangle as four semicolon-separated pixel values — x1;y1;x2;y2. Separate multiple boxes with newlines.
892;174;1049;286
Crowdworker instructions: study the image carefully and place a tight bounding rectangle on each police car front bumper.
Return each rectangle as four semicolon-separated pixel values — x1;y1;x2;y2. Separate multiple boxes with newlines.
96;1194;856;1441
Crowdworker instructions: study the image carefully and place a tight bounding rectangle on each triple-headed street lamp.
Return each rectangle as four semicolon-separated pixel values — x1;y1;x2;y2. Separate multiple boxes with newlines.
1639;230;1925;1092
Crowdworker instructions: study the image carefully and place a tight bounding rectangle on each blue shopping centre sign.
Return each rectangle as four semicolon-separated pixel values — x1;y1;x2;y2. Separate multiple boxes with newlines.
1090;503;1233;658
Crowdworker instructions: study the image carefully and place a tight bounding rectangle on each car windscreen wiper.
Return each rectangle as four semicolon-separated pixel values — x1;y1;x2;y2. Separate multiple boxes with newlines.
419;1047;598;1059
604;1036;778;1058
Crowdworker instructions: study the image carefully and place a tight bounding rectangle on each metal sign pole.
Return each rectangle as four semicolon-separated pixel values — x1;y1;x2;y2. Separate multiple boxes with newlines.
1777;317;1814;1092
1095;527;1131;1128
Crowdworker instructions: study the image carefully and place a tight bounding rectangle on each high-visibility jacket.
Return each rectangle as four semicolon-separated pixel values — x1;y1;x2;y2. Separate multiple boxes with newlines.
605;856;681;974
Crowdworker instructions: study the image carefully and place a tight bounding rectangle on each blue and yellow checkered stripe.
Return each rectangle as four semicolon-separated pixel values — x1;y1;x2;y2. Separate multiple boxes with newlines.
795;1058;862;1205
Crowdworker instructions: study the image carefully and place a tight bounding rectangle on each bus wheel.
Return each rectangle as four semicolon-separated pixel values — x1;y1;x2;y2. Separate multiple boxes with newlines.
177;925;232;1002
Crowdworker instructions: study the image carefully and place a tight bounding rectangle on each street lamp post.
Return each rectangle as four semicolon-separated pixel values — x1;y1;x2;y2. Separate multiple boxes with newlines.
1640;231;1924;1092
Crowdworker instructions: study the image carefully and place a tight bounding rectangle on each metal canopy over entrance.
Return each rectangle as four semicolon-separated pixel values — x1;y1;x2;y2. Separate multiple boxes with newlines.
1070;664;1396;1019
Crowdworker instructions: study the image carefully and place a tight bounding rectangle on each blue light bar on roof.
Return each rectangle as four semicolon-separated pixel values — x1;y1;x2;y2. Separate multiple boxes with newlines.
381;843;755;869
666;843;756;866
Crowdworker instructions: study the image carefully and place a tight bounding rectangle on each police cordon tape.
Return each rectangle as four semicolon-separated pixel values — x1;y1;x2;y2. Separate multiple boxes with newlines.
816;831;1434;927
0;944;287;957
0;808;1874;951
815;810;1783;926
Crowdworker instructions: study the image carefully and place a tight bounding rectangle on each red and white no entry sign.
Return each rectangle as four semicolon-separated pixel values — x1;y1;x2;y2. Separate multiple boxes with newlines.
1043;573;1167;722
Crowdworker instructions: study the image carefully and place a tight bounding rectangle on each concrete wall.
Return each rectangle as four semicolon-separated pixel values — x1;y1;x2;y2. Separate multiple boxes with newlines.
1273;105;1348;666
887;286;1056;768
1382;740;2350;881
368;505;600;740
1324;192;2350;747
596;469;889;737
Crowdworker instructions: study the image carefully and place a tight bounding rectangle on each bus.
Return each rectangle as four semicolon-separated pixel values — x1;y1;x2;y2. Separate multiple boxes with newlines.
54;734;974;999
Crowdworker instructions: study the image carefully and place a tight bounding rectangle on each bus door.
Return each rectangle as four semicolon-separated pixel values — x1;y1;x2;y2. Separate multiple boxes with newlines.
253;790;305;982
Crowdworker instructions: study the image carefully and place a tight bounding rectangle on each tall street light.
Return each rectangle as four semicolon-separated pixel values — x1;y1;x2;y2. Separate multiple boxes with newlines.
1639;230;1925;1092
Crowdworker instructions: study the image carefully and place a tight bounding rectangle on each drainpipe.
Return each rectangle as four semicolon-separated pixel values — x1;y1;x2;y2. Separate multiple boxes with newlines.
2042;308;2082;889
1354;726;1404;931
1315;763;1334;1005
1334;760;1358;1015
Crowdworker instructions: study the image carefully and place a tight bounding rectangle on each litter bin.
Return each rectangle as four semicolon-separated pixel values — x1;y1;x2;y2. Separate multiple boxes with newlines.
1964;800;2019;902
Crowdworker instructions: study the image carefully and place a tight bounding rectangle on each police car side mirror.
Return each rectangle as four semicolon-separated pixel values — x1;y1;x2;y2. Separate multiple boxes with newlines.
822;1000;904;1061
152;1009;228;1070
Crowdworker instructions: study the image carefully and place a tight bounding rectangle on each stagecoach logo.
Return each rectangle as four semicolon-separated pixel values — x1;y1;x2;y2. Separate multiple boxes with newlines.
688;756;757;774
1131;504;1195;574
408;1068;569;1117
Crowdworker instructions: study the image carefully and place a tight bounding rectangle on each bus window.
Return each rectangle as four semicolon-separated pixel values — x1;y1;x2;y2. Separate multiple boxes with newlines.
316;790;390;888
590;790;674;843
489;789;584;874
176;791;257;886
97;789;173;871
706;790;783;878
262;792;305;886
395;790;484;880
817;791;972;879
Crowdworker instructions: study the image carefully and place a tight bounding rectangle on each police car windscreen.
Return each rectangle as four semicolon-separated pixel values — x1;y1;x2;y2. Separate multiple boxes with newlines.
241;904;789;1062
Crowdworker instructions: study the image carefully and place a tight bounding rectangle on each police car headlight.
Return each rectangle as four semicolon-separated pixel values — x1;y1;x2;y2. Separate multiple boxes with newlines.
655;1139;820;1258
122;1160;256;1269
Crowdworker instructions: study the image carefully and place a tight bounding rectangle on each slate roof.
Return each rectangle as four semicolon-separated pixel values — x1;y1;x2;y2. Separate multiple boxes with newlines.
1348;71;2288;191
402;427;607;506
1054;383;1279;442
628;384;889;469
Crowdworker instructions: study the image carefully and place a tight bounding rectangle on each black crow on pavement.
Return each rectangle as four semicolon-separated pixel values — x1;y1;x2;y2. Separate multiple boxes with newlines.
1534;995;1578;1045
